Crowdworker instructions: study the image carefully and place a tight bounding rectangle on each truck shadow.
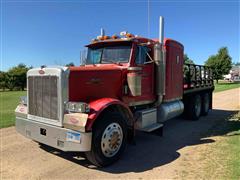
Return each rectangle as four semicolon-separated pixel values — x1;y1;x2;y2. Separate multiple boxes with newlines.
40;109;240;173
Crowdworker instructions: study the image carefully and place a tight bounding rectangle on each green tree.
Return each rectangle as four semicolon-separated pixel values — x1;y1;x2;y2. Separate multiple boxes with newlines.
205;47;232;83
0;71;7;91
5;73;16;91
7;63;30;91
184;54;194;64
66;62;75;67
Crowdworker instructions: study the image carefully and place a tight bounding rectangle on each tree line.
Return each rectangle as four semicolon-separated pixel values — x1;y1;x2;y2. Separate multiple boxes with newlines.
0;47;235;91
0;63;75;91
0;63;30;91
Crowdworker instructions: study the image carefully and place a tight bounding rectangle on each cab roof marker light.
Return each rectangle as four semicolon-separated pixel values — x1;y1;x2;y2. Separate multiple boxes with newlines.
126;33;134;38
120;31;128;36
112;34;119;39
103;36;110;40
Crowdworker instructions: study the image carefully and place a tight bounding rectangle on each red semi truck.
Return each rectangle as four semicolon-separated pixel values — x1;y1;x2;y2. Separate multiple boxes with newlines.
15;17;214;167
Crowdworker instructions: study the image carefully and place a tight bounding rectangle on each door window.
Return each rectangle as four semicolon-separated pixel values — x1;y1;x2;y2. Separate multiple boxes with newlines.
136;46;151;64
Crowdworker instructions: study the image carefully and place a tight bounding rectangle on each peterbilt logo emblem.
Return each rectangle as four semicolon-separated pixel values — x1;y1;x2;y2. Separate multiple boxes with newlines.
19;107;25;112
69;117;79;124
86;78;102;85
39;69;45;74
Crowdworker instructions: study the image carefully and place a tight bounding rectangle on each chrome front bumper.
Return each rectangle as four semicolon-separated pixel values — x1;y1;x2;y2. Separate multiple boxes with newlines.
15;117;92;152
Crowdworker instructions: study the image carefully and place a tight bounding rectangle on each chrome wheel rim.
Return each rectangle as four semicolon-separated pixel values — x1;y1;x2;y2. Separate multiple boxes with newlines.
101;122;123;158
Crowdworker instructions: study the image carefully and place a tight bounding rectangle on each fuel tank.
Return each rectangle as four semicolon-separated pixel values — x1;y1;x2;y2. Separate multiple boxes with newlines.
157;100;184;122
68;65;124;102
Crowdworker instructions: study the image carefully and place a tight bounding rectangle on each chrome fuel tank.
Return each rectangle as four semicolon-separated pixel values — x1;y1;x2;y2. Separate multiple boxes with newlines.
157;100;184;122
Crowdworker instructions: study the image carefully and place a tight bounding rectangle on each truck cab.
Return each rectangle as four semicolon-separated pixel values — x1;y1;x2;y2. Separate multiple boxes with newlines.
70;37;157;106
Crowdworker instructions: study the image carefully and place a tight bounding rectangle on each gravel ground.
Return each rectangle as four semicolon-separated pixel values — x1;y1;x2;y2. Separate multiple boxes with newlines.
0;88;239;180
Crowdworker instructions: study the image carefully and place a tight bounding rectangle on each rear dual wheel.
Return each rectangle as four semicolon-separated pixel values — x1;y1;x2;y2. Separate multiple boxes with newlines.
201;93;210;116
190;94;202;120
186;93;210;120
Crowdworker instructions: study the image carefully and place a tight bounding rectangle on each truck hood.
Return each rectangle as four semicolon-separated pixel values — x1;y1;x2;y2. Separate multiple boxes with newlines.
68;65;124;102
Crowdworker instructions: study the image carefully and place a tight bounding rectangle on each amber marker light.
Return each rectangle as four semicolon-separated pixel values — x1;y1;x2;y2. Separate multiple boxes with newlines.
103;36;110;40
112;34;119;39
126;33;134;38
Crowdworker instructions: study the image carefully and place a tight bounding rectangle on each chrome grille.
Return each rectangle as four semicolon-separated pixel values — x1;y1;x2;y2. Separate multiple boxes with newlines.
28;76;59;120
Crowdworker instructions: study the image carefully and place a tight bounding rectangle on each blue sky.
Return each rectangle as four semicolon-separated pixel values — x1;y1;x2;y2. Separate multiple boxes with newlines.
1;0;239;71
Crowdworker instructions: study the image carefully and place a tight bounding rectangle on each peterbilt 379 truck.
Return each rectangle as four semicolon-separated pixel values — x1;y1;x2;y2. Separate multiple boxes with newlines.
15;17;214;167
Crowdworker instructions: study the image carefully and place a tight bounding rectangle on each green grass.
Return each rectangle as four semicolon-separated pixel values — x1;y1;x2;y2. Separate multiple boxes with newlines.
226;113;240;179
214;81;240;92
0;91;26;128
204;112;240;179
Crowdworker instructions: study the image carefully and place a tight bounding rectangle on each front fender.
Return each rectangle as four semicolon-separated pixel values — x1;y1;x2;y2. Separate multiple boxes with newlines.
85;98;133;131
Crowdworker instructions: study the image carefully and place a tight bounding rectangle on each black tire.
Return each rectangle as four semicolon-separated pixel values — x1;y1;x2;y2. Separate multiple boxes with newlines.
85;112;127;167
186;94;202;120
201;93;210;116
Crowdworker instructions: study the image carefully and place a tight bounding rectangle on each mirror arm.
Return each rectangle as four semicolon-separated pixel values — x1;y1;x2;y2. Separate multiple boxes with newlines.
144;60;154;65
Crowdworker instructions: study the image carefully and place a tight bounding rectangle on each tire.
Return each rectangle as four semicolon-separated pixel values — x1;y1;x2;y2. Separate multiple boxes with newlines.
85;112;127;167
201;93;210;116
186;94;202;120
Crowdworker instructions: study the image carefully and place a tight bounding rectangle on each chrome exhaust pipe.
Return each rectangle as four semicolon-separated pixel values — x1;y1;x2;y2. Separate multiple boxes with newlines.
159;16;164;44
154;16;166;106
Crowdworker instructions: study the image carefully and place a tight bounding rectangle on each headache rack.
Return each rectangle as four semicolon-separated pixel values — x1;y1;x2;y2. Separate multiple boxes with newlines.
183;64;214;94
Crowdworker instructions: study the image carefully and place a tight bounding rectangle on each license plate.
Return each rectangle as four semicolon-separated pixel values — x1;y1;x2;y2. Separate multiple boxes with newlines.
66;131;81;143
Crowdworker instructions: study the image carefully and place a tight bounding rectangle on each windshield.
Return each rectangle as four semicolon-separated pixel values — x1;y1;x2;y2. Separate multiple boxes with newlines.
86;45;131;64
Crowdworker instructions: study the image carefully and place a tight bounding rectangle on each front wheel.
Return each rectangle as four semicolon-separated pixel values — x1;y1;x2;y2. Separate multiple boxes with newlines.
85;112;127;167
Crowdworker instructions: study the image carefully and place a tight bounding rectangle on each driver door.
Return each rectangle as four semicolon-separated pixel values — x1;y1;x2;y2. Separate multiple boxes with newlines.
135;45;155;102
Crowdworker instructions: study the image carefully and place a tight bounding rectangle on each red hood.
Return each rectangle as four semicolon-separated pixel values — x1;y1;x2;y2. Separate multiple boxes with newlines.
68;65;126;102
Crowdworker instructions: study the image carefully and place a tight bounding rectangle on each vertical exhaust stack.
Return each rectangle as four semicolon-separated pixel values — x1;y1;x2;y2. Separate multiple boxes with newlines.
154;16;166;106
159;16;164;44
101;28;105;37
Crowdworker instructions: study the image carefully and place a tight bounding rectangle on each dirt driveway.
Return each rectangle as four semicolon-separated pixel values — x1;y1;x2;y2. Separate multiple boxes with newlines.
1;88;239;179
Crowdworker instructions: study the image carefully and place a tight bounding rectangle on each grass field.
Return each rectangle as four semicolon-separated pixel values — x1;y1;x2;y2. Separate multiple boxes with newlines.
214;81;240;92
227;126;240;178
226;112;240;179
204;112;240;179
0;91;26;128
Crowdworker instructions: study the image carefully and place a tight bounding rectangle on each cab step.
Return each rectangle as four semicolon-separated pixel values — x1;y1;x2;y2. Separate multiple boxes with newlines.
139;123;163;132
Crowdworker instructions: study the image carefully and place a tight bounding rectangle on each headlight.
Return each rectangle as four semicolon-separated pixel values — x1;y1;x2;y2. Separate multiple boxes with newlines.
20;96;27;105
65;102;90;113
